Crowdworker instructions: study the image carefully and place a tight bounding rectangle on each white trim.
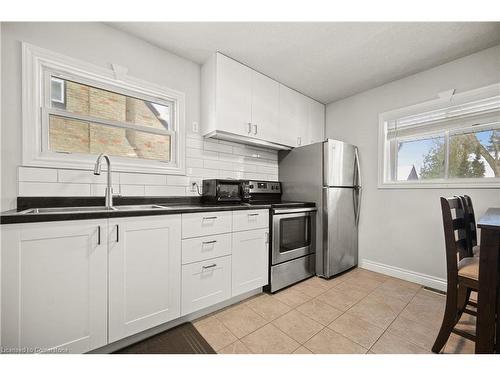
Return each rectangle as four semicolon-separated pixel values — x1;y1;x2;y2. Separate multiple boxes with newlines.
22;42;186;175
359;259;447;292
378;83;500;189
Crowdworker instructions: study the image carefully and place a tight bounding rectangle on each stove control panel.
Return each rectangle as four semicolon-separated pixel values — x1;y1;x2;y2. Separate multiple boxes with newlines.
246;180;281;194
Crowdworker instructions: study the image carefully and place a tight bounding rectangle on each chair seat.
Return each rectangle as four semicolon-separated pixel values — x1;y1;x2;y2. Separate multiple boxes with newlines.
458;257;479;280
473;245;480;257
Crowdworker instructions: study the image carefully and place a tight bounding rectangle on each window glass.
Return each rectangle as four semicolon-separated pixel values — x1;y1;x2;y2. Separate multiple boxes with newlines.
397;137;445;181
49;115;171;161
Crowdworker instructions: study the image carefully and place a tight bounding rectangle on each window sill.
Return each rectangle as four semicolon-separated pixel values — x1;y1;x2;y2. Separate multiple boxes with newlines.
378;180;500;189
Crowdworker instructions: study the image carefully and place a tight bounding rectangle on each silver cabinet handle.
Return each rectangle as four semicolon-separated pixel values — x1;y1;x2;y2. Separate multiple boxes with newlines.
297;137;302;146
265;232;269;244
202;263;217;269
202;216;217;220
97;226;101;245
253;124;258;135
116;224;119;242
202;240;217;245
248;213;259;217
247;122;252;134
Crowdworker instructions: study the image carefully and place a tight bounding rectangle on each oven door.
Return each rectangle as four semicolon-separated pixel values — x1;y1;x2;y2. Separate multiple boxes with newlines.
272;208;316;265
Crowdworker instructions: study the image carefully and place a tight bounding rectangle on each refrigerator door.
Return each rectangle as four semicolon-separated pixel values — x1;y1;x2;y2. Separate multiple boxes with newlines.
320;187;358;277
323;139;358;187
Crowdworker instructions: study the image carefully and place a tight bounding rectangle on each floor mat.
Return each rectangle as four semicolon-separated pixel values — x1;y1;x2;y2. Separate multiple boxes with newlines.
114;322;216;354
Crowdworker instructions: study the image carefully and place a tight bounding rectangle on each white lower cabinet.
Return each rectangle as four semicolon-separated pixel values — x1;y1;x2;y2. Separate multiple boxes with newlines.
108;216;181;343
1;220;108;353
231;228;269;296
181;255;231;315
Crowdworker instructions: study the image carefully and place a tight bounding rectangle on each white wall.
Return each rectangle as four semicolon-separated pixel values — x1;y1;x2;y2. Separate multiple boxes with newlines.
1;23;278;211
326;45;500;289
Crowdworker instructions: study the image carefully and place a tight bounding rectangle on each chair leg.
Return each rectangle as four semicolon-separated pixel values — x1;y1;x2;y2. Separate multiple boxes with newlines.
432;286;458;353
456;286;471;321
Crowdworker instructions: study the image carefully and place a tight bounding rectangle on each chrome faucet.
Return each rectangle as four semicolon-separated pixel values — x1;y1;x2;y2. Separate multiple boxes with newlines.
93;153;114;208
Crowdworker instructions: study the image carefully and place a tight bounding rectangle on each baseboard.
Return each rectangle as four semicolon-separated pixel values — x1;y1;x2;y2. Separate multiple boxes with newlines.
359;259;447;292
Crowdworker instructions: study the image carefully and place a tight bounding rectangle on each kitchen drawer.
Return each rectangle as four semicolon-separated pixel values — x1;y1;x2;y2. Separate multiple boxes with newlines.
181;211;232;238
181;255;231;315
182;233;231;265
232;209;269;232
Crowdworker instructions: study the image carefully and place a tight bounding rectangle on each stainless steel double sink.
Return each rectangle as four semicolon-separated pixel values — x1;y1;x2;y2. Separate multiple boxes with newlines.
18;205;171;215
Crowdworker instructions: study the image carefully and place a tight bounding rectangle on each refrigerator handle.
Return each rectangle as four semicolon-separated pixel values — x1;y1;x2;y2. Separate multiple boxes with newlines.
355;186;362;226
354;147;361;188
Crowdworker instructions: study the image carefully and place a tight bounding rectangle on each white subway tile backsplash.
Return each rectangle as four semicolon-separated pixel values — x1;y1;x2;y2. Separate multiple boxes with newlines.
18;167;58;182
120;172;167;185
166;175;190;186
19;182;91;196
144;185;186;196
15;139;278;198
58;169;120;184
120;184;145;196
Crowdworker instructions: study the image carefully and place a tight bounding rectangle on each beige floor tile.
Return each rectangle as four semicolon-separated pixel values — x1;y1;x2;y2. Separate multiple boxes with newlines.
442;333;475;354
328;313;385;349
386;315;438;351
246;293;292;321
217;340;252;354
293;346;313;354
371;278;421;303
399;291;445;329
454;312;476;336
353;269;390;283
292;278;330;297
348;293;407;329
304;327;367;354
241;324;300;354
296;298;344;325
371;332;429;354
273;310;324;344
215;304;267;338
193;316;238;351
272;287;312;308
316;286;367;312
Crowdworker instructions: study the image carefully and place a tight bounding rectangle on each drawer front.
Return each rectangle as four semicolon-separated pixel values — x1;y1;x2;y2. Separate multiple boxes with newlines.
232;209;269;232
181;256;231;315
182;211;232;238
182;233;231;265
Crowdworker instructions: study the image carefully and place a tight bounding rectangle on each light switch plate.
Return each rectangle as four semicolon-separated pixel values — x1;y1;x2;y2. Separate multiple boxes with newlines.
192;122;199;133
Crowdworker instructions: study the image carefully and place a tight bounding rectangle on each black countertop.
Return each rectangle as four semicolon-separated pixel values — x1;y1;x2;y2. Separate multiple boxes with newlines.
0;196;315;225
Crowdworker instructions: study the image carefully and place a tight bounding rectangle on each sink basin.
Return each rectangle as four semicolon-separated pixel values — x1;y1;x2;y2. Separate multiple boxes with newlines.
114;205;169;211
19;206;117;214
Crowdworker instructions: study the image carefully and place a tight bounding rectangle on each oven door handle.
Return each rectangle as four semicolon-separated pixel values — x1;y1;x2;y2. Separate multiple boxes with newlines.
273;207;317;215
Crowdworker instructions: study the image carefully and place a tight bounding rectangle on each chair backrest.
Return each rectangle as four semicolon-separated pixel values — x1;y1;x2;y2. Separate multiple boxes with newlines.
440;197;469;289
462;195;478;248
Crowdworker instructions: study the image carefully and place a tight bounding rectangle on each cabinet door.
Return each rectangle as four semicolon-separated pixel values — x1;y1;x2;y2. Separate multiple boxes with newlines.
279;84;308;147
308;99;325;145
231;228;269;296
108;215;181;342
1;220;107;353
251;71;280;143
216;53;253;136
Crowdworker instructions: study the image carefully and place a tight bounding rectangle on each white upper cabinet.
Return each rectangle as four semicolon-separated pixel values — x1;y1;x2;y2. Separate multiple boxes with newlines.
202;52;324;150
108;215;181;343
250;70;280;143
1;220;108;353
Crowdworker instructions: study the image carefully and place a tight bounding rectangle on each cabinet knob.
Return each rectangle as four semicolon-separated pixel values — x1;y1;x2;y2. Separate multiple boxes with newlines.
247;122;252;134
253;124;258;135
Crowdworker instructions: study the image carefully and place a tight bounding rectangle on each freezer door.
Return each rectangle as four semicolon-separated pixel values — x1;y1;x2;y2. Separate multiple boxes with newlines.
323;139;357;187
320;187;358;277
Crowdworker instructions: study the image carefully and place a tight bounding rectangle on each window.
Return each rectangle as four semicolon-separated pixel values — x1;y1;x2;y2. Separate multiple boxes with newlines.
379;84;500;188
23;43;186;174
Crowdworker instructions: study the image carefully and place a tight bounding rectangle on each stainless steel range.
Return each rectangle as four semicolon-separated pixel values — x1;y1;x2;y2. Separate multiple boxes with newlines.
242;180;317;293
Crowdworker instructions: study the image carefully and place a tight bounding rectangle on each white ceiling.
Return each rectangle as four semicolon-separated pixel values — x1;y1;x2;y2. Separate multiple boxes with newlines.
109;22;500;103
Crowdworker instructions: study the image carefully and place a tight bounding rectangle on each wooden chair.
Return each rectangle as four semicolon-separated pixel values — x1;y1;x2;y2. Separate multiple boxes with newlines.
432;196;479;353
459;195;479;257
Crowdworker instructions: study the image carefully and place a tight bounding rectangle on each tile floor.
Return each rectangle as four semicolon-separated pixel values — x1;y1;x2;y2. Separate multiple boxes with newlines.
193;267;476;354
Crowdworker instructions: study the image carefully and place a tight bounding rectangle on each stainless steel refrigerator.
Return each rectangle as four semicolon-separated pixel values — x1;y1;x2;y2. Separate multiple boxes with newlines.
278;139;361;278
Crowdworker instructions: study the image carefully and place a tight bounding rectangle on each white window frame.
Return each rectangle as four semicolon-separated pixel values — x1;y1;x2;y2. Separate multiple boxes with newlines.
378;83;500;189
50;77;65;104
22;42;186;175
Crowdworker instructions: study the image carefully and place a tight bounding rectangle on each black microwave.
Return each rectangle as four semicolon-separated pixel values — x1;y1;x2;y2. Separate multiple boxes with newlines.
202;179;243;204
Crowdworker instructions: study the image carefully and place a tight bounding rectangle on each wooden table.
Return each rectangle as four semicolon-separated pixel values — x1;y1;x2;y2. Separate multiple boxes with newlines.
476;208;500;354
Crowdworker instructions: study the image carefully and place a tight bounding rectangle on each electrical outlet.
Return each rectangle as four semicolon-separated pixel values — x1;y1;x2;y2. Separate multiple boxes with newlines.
192;122;199;133
191;182;198;192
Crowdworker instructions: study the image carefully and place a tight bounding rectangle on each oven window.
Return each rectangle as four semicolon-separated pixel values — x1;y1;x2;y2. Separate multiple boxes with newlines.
279;216;311;252
219;184;240;199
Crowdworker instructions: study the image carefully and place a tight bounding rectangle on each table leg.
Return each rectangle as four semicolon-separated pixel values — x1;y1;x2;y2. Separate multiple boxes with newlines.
476;228;500;354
